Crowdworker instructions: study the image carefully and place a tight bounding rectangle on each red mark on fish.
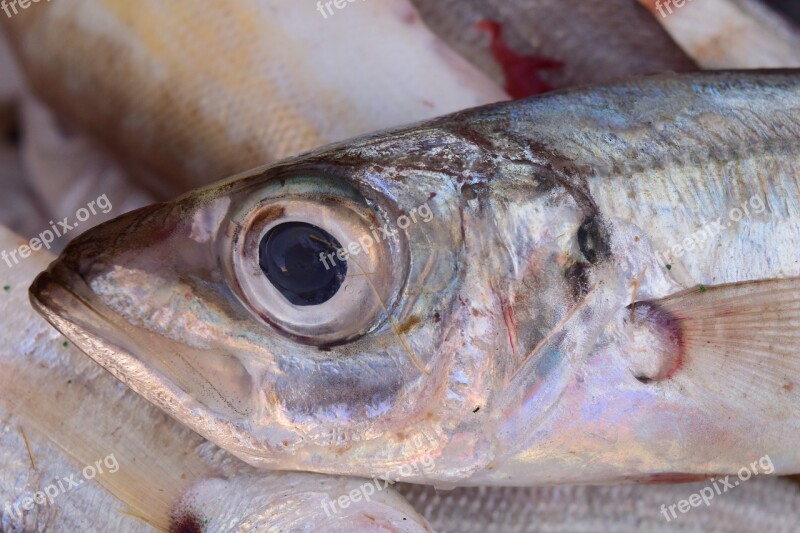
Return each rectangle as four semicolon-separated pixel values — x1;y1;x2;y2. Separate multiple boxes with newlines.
476;20;563;99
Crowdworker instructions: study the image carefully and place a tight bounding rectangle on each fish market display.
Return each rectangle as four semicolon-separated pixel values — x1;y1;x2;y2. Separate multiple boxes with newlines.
31;71;800;487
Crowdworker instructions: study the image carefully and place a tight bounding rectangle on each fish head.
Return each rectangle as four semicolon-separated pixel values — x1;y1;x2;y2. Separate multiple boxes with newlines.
29;109;626;484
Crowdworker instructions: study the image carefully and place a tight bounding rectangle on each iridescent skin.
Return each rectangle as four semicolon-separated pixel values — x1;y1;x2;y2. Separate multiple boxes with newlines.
31;72;800;486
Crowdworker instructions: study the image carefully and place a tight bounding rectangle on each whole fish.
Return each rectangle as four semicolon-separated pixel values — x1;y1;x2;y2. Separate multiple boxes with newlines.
0;226;432;532
31;71;800;486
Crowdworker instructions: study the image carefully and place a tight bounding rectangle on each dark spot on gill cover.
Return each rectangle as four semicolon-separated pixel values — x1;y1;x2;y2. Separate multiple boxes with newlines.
490;137;614;259
170;513;204;533
565;262;591;300
577;216;611;265
461;183;479;201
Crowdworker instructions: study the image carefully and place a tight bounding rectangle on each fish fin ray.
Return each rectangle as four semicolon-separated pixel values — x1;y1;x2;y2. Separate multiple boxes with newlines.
642;278;800;418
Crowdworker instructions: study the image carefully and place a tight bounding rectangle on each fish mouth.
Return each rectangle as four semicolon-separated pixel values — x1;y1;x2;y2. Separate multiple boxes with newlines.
27;202;172;372
29;262;185;402
29;262;274;467
30;264;110;350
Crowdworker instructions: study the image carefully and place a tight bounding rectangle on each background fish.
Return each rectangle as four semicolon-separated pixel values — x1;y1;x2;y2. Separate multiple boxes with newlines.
1;0;506;198
31;71;800;487
410;0;697;92
638;0;800;68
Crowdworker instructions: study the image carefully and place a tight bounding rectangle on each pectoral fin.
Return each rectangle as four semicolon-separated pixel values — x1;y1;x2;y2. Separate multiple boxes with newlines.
627;278;800;419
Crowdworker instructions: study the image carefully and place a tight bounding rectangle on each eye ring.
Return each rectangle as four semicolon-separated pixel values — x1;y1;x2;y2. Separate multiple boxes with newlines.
224;178;407;346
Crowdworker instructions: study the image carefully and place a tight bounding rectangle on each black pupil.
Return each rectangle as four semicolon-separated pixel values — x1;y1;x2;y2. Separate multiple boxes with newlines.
259;222;347;306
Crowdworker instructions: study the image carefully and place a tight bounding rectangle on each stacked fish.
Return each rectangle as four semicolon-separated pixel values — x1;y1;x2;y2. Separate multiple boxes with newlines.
2;1;800;531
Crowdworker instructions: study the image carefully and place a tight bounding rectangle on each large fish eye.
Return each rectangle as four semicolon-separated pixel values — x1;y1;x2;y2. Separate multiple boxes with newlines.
226;177;408;346
258;222;347;306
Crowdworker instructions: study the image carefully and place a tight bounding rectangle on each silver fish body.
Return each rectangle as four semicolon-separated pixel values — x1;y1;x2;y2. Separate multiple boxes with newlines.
31;71;800;486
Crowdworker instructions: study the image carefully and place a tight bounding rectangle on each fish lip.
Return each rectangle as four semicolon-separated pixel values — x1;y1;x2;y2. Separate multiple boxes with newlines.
29;263;80;331
29;260;122;370
29;252;105;335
